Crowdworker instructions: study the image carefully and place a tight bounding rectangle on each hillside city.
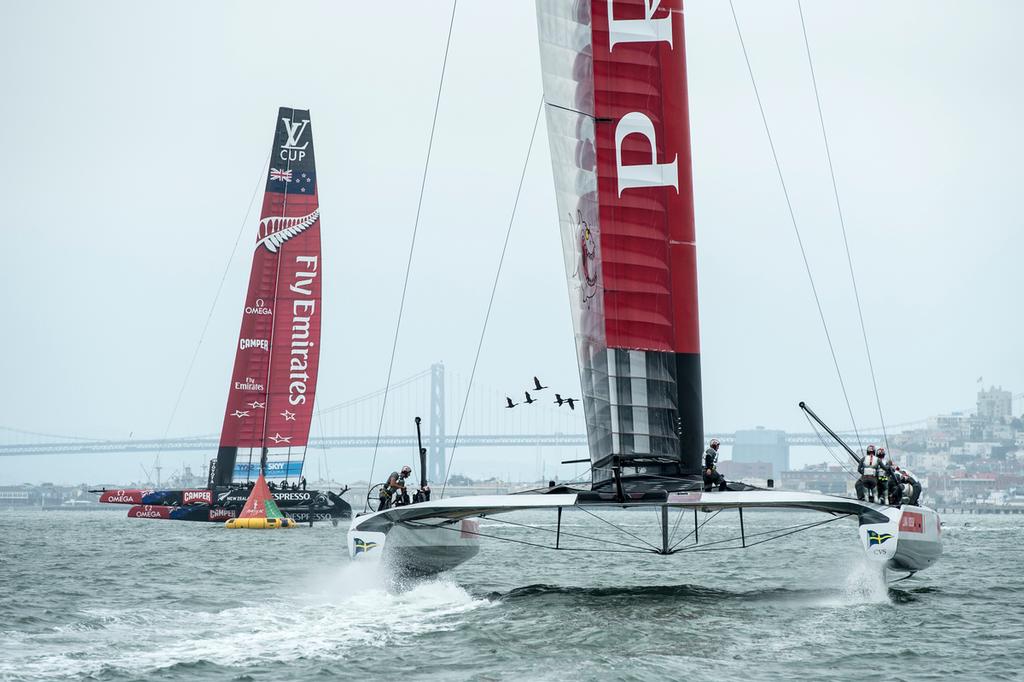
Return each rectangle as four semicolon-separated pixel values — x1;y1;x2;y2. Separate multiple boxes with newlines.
723;385;1023;509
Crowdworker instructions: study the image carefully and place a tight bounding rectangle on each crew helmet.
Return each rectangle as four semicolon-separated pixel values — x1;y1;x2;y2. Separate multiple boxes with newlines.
866;444;876;453
401;465;412;476
877;447;886;458
710;438;721;449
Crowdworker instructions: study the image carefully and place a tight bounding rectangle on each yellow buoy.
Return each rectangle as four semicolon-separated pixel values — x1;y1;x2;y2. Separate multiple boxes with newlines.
224;471;294;529
225;517;294;529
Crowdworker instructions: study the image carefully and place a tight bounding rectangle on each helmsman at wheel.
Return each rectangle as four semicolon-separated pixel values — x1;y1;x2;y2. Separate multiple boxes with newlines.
703;439;727;491
378;465;412;510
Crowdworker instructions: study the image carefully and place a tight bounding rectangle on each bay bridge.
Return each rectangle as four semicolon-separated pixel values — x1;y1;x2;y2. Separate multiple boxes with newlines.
0;364;887;479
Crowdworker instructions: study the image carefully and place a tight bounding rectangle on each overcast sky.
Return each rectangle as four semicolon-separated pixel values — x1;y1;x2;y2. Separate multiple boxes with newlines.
2;1;1022;485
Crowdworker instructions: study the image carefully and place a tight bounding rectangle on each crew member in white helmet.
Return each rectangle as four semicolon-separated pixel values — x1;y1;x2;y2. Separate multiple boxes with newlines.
856;445;879;503
703;439;727;492
378;465;412;510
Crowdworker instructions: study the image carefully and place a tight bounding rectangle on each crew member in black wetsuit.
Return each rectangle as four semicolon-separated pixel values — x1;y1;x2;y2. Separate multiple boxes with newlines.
888;467;904;507
378;465;412;510
856;445;879;502
898;467;922;506
703;438;727;491
876;448;895;505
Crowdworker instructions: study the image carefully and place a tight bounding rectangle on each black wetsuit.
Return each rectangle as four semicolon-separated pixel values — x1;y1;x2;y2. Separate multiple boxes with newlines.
875;459;894;504
889;478;903;507
903;474;922;506
703;448;727;491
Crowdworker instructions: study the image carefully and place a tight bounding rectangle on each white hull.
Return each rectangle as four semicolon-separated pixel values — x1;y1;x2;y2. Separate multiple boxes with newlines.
859;504;942;573
348;514;480;577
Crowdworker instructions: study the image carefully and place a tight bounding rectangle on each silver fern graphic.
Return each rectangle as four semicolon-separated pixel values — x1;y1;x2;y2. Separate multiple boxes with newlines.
256;208;320;253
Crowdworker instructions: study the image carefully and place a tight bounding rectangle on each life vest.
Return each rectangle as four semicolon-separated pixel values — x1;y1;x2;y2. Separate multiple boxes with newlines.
382;473;408;496
705;448;719;472
876;459;890;482
861;454;877;477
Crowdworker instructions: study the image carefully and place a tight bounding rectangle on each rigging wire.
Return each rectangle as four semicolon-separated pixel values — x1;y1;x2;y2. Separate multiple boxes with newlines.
576;505;663;552
797;0;889;453
673;513;851;553
404;518;648;555
802;411;860;480
669;509;721;552
256;110;299;482
728;0;863;452
406;506;851;556
440;97;544;497
319;369;431;415
155;150;270;464
366;0;458;498
471;513;656;552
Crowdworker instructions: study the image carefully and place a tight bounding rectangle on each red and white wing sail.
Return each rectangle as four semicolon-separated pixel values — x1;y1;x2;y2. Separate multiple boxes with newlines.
536;0;703;477
218;108;322;479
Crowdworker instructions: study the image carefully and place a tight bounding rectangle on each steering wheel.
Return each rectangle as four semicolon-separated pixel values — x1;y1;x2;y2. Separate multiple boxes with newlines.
366;483;383;512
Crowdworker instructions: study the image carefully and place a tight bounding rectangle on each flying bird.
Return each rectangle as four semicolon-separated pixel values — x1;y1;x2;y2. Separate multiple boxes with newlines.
505;397;518;409
524;391;537;405
555;393;579;410
532;376;548;391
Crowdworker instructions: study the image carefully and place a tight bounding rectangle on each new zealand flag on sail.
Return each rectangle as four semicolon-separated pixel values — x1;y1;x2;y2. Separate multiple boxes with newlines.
267;168;317;195
266;108;317;195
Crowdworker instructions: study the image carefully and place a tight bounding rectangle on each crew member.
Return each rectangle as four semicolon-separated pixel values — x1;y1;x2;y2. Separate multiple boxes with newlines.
888;469;904;507
900;467;922;506
876;448;894;505
703;438;727;492
856;444;879;503
378;465;412;510
300;476;307;491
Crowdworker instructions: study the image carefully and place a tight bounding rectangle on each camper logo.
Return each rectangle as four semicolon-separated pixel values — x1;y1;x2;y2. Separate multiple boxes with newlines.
866;530;893;546
353;538;378;555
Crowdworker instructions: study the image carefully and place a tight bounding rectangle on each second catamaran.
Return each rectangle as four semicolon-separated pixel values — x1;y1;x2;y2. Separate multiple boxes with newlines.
98;108;350;524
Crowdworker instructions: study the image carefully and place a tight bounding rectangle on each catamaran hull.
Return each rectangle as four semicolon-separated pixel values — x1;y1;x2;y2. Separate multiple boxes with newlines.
127;504;347;524
348;517;480;577
859;504;942;573
100;487;351;523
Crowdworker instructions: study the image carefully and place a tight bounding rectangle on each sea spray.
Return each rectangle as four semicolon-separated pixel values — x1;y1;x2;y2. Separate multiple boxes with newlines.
840;553;890;605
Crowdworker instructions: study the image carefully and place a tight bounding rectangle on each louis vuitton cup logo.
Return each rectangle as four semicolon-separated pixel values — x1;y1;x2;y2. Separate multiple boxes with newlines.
280;118;310;162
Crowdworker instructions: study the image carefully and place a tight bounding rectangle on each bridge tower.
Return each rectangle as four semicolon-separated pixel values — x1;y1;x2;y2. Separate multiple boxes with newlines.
429;363;446;482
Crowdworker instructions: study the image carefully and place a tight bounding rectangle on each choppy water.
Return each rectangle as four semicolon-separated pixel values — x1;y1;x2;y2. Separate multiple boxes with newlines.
0;507;1020;681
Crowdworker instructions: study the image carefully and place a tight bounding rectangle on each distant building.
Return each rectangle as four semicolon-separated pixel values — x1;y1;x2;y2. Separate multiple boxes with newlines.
780;466;851;496
732;427;789;479
978;386;1013;422
718;460;773;483
928;412;970;439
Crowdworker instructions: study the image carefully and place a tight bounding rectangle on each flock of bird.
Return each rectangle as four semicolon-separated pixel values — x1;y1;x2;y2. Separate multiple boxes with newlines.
505;377;578;410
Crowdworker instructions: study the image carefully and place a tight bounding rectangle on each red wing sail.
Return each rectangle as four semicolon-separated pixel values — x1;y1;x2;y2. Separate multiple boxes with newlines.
217;108;322;482
536;1;703;477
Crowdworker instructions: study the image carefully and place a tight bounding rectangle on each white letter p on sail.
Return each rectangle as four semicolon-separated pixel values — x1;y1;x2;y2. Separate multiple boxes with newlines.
614;112;679;196
607;0;674;49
